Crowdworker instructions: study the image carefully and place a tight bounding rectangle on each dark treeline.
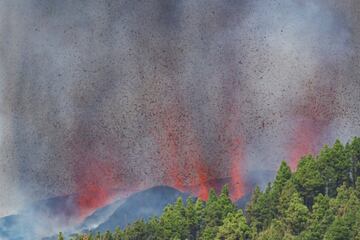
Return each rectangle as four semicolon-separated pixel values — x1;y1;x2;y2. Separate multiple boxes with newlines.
60;137;360;240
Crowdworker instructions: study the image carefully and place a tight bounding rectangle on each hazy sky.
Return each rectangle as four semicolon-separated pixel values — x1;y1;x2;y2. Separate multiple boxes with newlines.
0;0;359;217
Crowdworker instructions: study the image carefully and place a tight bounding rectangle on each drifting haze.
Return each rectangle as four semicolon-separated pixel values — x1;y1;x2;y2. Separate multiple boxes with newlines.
0;0;359;217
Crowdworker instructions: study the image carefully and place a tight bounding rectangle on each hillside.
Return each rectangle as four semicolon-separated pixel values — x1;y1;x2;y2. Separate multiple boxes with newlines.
62;137;360;240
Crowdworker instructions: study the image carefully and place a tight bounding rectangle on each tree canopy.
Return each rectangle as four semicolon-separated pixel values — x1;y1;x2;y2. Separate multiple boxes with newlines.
59;137;360;240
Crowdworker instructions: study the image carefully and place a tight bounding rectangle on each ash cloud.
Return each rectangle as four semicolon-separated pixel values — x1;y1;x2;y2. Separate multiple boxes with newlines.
0;0;359;217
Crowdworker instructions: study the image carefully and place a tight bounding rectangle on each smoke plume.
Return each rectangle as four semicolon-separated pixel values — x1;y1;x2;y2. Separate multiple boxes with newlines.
0;0;359;224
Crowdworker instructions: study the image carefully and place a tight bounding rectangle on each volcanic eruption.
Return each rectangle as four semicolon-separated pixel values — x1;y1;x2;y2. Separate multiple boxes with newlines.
0;2;359;234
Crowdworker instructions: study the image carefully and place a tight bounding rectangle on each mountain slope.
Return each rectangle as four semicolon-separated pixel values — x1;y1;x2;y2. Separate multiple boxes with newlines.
94;186;189;232
77;199;124;231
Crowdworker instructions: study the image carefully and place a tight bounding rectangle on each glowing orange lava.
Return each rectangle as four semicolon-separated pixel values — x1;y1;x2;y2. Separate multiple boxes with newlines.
194;160;210;200
154;103;214;199
289;82;337;170
289;119;319;170
221;99;246;201
74;158;119;218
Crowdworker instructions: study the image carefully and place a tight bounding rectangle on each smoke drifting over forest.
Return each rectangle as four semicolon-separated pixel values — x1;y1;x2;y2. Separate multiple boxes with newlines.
0;0;359;217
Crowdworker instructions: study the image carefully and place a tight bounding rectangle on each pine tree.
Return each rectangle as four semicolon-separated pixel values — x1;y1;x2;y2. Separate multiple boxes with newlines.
215;210;250;240
246;184;274;233
218;185;236;218
294;155;324;207
160;197;189;239
284;192;309;235
103;230;113;240
273;161;292;191
203;189;221;227
278;180;298;217
113;227;123;240
255;220;285;240
324;217;351;240
246;186;264;234
199;226;219;240
318;140;352;197
58;232;64;240
300;194;334;240
350;137;360;185
123;220;153;240
185;197;202;239
270;161;292;216
194;198;205;236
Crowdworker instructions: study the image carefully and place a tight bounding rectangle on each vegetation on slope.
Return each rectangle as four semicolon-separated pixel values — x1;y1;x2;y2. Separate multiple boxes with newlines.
60;137;360;240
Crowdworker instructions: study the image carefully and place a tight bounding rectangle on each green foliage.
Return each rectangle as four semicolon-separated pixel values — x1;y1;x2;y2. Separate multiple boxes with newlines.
159;197;189;239
271;161;292;215
64;138;360;240
122;220;153;240
300;194;334;240
324;217;351;240
113;227;124;240
255;220;285;240
215;210;250;240
185;197;203;239
246;161;292;234
58;232;64;240
294;155;325;207
278;179;298;217
247;139;360;239
349;137;360;185
273;161;292;192
198;226;218;240
284;192;309;235
317;140;352;197
248;184;274;232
